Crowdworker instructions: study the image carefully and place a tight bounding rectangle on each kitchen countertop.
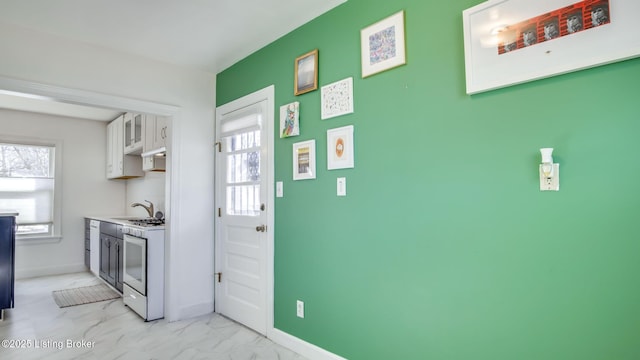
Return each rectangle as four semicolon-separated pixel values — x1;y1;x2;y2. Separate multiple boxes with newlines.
85;216;165;230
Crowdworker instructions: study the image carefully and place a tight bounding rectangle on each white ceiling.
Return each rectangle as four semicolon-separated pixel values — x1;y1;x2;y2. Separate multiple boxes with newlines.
0;0;346;121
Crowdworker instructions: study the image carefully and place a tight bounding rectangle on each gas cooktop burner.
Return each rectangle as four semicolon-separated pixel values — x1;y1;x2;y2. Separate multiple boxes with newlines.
128;218;165;227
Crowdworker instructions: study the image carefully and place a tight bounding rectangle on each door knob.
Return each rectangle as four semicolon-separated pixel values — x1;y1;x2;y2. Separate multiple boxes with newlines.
256;225;266;232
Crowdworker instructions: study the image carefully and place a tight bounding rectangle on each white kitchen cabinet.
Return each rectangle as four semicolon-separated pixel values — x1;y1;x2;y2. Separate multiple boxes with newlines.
107;115;143;179
124;112;144;155
106;116;122;178
144;114;168;151
142;114;167;171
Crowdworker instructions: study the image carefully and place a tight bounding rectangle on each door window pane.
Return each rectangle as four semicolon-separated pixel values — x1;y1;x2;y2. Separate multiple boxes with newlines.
226;185;260;216
227;151;260;183
223;129;261;216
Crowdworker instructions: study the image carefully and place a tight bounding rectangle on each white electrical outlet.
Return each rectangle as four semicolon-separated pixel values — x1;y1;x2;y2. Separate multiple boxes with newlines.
539;163;560;191
296;300;304;318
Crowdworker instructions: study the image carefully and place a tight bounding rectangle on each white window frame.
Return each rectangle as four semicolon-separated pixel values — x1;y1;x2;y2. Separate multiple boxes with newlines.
0;136;63;244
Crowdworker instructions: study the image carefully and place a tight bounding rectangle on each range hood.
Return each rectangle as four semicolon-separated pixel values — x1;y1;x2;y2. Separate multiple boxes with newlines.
141;146;166;158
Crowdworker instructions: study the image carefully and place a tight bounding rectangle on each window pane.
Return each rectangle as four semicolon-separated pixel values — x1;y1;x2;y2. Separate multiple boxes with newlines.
226;151;260;183
225;130;260;152
0;142;55;234
0;143;53;177
226;185;260;216
0;177;54;224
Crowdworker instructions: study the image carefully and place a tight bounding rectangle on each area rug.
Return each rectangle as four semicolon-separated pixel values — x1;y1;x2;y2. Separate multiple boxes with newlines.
52;283;121;308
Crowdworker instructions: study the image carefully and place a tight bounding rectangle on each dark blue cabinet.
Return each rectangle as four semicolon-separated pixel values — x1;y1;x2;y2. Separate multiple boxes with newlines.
99;222;123;293
0;215;16;319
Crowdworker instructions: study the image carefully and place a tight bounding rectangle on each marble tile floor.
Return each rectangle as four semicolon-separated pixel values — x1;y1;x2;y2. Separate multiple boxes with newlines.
0;272;307;360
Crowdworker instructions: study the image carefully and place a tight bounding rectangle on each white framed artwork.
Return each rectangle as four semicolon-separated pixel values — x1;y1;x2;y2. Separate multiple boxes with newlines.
360;10;407;78
292;140;316;180
321;77;354;120
327;125;354;170
462;0;640;94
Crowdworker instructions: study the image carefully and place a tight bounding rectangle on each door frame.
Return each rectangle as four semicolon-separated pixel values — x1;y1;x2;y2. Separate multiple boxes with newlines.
214;85;275;336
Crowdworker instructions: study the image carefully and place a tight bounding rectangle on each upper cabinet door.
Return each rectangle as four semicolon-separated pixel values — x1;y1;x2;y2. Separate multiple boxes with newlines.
124;112;143;155
107;115;124;179
141;114;167;172
143;114;168;152
154;115;168;150
107;114;143;179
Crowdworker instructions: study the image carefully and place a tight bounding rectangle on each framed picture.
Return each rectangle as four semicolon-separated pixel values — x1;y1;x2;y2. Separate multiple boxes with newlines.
462;0;640;94
280;102;300;138
327;125;354;170
321;77;354;120
293;140;316;180
294;49;318;95
360;10;406;78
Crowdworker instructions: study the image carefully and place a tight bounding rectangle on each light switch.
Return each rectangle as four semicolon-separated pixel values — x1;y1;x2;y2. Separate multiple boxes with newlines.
276;181;284;197
337;177;346;196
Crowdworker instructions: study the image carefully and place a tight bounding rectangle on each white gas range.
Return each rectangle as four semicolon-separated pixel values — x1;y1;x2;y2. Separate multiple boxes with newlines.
122;221;164;321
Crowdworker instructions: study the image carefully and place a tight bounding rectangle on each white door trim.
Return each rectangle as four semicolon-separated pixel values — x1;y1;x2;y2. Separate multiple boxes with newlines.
215;84;275;336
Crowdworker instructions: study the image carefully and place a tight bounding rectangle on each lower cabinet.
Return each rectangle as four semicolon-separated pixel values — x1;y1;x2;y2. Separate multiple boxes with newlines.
99;222;123;293
0;215;16;317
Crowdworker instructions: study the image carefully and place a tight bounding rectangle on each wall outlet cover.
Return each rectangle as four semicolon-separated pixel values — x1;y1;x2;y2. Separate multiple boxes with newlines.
539;163;560;191
296;300;304;318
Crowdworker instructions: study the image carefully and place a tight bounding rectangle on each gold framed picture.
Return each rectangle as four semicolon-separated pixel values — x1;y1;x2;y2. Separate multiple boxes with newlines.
294;49;318;95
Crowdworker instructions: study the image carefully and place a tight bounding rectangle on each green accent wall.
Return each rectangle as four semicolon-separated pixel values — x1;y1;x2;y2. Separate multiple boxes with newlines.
216;1;640;359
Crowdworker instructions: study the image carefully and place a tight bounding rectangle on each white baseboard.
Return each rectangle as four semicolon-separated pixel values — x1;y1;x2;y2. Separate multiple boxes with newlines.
178;301;214;320
15;263;87;280
269;328;347;360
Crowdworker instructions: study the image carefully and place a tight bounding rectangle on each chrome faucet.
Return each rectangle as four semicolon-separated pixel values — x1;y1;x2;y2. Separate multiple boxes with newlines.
131;200;154;218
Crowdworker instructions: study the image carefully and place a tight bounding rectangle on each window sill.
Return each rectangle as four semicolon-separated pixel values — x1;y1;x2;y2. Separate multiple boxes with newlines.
16;235;63;246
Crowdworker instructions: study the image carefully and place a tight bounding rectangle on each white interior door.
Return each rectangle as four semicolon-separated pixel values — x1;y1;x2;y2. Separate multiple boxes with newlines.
215;87;274;335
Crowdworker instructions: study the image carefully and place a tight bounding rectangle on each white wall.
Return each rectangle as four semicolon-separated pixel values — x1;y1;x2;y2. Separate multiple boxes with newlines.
126;172;166;218
0;109;125;278
0;22;216;321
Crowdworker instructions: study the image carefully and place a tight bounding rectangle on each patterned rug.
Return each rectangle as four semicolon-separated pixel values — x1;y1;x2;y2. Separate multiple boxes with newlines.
52;283;121;308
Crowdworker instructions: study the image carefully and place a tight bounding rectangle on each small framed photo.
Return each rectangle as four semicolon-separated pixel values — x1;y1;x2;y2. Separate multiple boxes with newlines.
327;125;354;170
361;10;406;78
293;140;316;180
280;102;300;138
294;49;318;95
321;77;354;120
